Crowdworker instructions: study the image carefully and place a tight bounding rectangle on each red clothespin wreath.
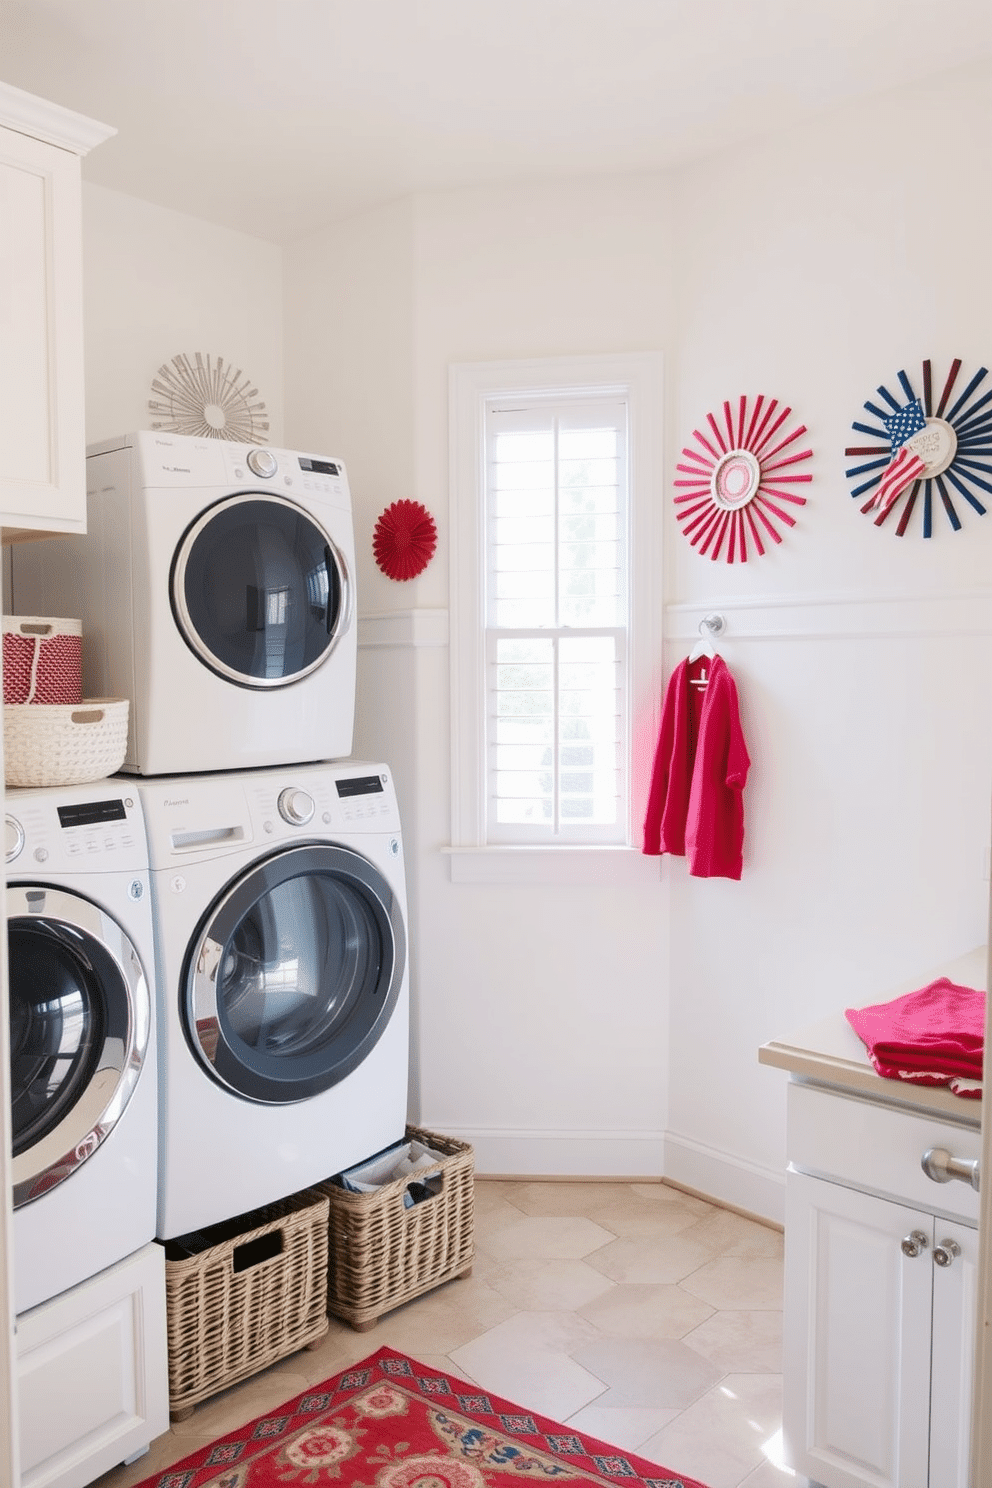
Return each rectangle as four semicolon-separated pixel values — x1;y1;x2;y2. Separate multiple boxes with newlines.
674;394;812;562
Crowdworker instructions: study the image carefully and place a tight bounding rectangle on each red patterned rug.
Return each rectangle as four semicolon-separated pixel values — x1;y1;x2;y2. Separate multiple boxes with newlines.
134;1347;708;1488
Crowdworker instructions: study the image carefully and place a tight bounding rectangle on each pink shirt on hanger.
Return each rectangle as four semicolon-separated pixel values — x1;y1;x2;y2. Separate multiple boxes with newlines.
642;653;750;880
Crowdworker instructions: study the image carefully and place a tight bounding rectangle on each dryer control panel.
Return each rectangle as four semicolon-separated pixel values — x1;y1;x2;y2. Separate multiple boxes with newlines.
87;431;352;510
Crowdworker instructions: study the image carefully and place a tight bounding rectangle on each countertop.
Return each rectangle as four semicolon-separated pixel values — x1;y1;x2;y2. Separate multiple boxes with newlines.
758;946;987;1127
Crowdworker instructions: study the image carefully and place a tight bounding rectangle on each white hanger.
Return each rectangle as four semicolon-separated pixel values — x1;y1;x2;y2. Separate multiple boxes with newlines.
688;614;725;662
688;614;725;688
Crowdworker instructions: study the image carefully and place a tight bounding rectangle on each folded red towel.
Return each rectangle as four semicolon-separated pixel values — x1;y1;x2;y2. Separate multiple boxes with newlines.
845;977;985;1094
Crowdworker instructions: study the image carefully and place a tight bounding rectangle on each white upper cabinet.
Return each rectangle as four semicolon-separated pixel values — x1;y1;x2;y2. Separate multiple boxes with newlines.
0;83;114;535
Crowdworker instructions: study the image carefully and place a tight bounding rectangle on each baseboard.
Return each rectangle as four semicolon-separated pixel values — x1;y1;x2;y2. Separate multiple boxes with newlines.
421;1124;787;1223
428;1126;666;1179
663;1131;786;1225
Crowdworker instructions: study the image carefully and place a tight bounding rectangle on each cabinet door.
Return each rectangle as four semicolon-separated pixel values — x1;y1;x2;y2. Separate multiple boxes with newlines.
784;1171;933;1488
929;1218;978;1488
16;1243;168;1488
0;123;86;533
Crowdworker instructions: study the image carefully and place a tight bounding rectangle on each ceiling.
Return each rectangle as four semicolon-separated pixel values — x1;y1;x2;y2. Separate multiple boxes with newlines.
3;0;992;244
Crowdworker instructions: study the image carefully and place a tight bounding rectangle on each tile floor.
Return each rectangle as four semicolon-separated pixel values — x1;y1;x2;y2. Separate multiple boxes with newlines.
93;1179;806;1488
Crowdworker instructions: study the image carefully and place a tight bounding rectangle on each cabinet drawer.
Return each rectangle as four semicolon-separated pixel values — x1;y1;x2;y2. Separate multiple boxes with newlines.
787;1082;981;1225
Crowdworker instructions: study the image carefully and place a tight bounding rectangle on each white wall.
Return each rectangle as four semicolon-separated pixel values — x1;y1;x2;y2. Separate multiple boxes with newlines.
665;59;992;1215
284;60;992;1213
413;180;675;1174
81;184;284;446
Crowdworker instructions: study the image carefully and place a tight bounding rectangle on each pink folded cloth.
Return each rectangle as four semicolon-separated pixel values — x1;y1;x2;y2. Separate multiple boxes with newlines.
845;977;985;1098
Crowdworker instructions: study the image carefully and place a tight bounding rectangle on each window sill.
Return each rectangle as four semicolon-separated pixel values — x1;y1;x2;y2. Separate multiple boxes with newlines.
442;846;663;885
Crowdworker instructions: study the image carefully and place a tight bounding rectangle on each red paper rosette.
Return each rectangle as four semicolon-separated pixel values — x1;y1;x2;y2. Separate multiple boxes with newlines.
372;500;438;580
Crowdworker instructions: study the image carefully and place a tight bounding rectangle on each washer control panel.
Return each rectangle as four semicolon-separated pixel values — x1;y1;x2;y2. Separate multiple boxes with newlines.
5;791;144;868
142;762;401;864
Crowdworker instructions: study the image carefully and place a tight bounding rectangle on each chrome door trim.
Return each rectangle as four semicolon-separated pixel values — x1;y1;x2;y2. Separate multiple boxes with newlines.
171;491;353;689
7;884;150;1209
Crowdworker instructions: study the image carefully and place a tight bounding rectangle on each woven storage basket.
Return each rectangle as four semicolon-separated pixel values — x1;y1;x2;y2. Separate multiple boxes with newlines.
320;1125;474;1331
4;697;128;788
2;616;82;705
163;1188;330;1420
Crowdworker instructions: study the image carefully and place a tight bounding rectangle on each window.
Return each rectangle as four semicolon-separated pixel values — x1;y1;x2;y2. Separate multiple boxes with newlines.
487;398;628;842
449;354;662;881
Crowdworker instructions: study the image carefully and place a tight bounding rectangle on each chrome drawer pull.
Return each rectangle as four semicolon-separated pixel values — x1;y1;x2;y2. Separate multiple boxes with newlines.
921;1147;981;1192
934;1239;962;1268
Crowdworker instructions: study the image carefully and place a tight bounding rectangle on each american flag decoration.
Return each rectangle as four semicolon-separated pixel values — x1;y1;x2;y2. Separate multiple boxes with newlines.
674;395;813;562
845;359;992;536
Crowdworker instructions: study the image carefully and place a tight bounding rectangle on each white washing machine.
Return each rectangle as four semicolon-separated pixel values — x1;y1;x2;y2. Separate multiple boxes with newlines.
138;760;410;1239
5;781;159;1315
9;430;356;775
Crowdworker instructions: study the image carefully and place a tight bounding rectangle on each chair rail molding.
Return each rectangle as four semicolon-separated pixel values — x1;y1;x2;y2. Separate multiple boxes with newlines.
666;588;992;643
358;609;449;649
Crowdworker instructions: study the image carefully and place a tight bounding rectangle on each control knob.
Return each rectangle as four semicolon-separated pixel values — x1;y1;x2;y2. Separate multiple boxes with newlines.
5;816;24;864
247;448;278;479
278;788;315;826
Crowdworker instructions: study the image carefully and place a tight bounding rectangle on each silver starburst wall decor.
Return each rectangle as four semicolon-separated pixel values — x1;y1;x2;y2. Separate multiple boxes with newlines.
149;353;269;442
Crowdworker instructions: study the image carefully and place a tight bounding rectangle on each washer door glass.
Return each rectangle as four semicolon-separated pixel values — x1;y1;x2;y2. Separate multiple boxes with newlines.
172;492;351;689
7;885;150;1209
185;844;405;1104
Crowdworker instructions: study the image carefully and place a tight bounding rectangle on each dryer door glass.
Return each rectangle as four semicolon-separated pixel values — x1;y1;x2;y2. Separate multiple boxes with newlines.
6;887;150;1208
173;493;351;689
186;844;405;1104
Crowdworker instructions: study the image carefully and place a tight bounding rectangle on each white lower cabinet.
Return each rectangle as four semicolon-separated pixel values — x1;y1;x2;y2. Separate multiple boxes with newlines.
16;1243;169;1488
783;1082;980;1488
927;1214;977;1485
785;1172;976;1488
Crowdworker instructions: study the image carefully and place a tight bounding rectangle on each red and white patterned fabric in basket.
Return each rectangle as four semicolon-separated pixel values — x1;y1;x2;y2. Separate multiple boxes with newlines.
3;617;82;706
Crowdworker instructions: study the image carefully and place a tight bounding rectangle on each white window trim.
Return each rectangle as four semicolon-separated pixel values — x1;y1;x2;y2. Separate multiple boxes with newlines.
447;352;663;884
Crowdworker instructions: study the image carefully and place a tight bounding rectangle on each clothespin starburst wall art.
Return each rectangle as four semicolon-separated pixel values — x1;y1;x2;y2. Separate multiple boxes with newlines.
149;353;269;443
845;358;991;536
675;395;813;562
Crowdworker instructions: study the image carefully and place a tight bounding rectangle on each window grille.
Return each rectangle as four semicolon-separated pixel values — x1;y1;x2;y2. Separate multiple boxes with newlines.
485;399;628;843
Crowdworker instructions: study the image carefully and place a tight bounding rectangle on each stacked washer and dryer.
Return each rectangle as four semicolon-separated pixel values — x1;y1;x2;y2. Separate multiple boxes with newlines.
7;430;411;1482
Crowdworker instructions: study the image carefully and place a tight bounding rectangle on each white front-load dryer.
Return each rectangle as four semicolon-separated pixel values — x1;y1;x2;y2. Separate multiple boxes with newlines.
9;430;356;775
138;761;410;1239
5;782;159;1315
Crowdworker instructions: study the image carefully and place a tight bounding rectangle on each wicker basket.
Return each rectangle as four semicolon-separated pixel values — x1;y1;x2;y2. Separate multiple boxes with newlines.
2;616;82;705
320;1125;474;1331
163;1189;330;1420
4;697;128;788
